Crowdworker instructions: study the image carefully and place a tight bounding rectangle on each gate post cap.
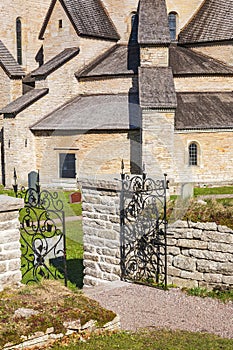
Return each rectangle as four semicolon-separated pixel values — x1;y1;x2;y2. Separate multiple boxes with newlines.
0;195;24;212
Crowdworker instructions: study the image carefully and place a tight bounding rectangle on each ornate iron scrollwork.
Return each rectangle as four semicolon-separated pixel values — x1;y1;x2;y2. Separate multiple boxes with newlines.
13;169;67;286
120;161;168;288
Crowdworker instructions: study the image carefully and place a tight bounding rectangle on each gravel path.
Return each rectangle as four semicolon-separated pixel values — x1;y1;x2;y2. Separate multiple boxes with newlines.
84;281;233;339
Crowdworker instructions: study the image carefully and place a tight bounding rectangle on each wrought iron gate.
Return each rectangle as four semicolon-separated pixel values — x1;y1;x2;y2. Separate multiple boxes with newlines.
120;163;168;288
14;171;67;285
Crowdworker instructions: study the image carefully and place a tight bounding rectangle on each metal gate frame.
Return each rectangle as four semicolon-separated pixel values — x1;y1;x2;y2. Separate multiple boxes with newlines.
13;170;67;286
120;162;168;288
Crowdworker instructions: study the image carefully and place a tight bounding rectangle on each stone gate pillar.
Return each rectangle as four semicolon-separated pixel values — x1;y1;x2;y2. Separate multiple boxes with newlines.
0;195;24;290
81;178;121;286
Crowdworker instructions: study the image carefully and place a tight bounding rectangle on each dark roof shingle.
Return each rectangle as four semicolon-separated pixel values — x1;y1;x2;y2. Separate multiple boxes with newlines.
179;0;233;44
39;0;120;41
175;92;233;130
76;44;139;79
31;93;140;131
170;45;233;75
31;47;80;78
0;89;49;116
138;0;171;45
139;67;177;108
0;40;25;78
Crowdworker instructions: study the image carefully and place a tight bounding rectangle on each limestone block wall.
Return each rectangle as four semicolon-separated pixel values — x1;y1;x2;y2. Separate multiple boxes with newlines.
174;76;233;92
34;130;133;188
140;47;169;67
79;77;138;96
81;178;122;286
81;178;233;289
142;109;178;180
174;130;233;185
0;195;23;290
167;220;233;289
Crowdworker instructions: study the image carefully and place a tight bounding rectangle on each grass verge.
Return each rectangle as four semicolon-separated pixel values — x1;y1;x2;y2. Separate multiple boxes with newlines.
183;286;233;303
48;328;233;350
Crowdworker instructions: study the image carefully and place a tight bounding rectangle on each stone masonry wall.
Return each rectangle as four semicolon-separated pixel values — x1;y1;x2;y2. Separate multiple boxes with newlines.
81;178;121;286
81;178;233;289
0;195;23;290
167;220;233;289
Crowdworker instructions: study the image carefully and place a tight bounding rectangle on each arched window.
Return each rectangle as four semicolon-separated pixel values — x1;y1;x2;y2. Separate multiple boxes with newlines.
130;13;138;43
16;17;22;65
168;12;178;41
189;142;198;166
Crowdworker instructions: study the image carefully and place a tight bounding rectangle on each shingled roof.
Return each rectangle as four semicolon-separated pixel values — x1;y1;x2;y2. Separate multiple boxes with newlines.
139;67;177;108
39;0;120;41
76;44;140;79
31;47;80;78
179;0;233;44
138;0;171;45
0;40;25;78
170;45;233;75
0;89;49;116
31;93;140;131
175;92;233;130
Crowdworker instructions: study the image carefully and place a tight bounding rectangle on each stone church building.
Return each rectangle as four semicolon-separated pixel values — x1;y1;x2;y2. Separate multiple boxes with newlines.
0;0;233;191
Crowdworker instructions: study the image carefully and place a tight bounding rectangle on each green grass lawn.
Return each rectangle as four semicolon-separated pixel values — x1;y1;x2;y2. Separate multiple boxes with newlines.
50;329;233;350
194;186;233;196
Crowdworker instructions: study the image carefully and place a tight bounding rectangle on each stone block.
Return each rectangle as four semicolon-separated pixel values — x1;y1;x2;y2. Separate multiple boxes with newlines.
204;231;233;244
167;265;181;277
83;253;99;262
180;270;203;281
177;239;208;250
0;262;7;273
203;273;222;283
99;263;112;274
171;276;198;288
8;259;21;271
167;246;180;256
222;275;233;285
189;249;229;262
208;242;233;254
173;255;196;272
196;260;218;273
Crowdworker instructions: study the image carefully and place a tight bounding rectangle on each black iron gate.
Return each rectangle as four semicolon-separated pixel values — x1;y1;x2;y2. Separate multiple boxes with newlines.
13;171;67;285
120;162;168;288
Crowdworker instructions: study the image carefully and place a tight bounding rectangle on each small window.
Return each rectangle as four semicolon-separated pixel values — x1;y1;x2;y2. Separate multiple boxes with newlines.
189;143;198;166
168;12;177;41
59;19;63;28
16;17;22;65
130;13;138;43
59;153;76;178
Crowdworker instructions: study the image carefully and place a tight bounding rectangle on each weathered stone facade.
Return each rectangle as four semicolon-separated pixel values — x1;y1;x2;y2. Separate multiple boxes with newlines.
0;195;23;290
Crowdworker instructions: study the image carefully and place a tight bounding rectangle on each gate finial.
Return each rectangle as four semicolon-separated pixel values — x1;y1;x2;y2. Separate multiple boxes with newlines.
13;168;18;196
121;159;125;180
